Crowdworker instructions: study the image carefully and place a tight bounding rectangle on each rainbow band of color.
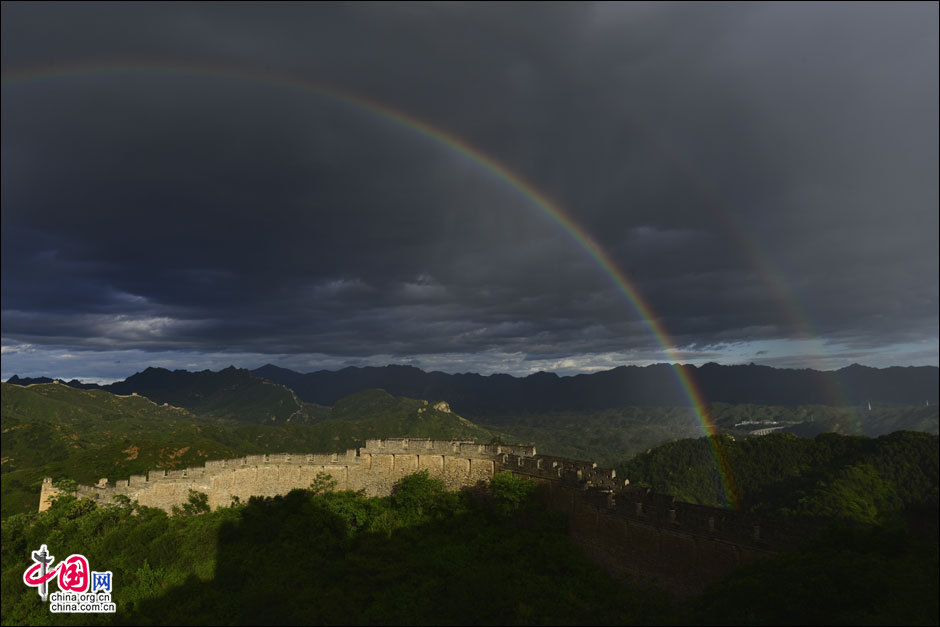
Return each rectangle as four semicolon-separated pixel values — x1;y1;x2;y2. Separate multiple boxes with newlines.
2;61;741;507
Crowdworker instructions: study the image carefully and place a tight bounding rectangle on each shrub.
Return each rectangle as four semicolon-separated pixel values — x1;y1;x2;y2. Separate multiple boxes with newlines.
392;470;457;523
489;471;537;516
172;490;211;516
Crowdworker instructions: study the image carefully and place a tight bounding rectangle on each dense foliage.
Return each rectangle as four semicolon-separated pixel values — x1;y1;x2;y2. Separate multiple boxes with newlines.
4;469;937;626
686;524;939;626
480;402;938;468
617;431;939;524
479;406;704;466
1;472;671;626
4;380;938;625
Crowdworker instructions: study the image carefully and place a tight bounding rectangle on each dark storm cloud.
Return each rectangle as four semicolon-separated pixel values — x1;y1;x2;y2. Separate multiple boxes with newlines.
2;2;937;373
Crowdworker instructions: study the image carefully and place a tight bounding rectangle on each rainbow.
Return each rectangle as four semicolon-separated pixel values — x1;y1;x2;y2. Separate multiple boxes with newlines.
3;61;744;505
596;102;849;409
528;60;849;409
644;134;849;407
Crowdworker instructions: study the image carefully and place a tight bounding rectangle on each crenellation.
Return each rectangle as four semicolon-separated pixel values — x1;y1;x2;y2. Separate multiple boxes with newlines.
38;437;829;599
74;485;99;500
367;438;477;456
457;442;484;456
533;479;823;597
45;437;821;596
497;443;537;457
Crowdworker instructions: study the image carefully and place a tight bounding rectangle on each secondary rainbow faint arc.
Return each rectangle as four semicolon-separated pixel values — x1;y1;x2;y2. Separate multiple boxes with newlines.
2;61;741;507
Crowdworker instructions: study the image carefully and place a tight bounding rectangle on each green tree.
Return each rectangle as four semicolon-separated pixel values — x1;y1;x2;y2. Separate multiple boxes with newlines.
309;471;338;495
489;471;537;516
172;489;210;516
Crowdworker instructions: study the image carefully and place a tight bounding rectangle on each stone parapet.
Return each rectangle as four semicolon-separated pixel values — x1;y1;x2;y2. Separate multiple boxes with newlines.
46;439;518;512
43;436;820;595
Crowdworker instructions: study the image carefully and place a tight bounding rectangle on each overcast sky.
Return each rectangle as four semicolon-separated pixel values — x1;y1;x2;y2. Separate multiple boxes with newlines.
2;2;937;382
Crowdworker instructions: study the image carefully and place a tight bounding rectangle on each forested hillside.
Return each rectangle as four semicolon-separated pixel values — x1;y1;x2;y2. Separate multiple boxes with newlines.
1;473;673;626
2;471;936;626
3;378;937;625
0;383;503;517
617;431;939;526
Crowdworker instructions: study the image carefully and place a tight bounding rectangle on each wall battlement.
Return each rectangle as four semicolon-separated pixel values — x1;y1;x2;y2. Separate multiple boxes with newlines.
498;455;822;596
42;437;820;595
41;438;529;513
502;454;817;553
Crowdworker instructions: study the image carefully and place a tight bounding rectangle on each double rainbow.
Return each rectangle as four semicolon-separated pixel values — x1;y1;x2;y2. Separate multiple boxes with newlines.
3;61;756;507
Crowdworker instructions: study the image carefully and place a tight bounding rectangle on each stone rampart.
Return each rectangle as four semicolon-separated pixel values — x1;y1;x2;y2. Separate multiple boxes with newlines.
42;439;528;512
43;438;821;595
501;456;822;596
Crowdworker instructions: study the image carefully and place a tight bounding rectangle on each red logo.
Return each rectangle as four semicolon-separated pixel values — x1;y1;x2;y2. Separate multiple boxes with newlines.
23;546;91;598
57;555;89;592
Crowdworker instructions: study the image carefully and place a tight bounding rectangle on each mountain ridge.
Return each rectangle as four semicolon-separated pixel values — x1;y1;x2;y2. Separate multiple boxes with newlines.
246;362;939;414
8;362;938;416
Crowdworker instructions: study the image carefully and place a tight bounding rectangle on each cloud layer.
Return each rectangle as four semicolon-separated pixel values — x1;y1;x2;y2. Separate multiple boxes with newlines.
2;3;937;378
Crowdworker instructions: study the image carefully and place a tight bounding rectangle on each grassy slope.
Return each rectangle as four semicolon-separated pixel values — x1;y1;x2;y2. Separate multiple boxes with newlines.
106;367;315;424
0;384;506;517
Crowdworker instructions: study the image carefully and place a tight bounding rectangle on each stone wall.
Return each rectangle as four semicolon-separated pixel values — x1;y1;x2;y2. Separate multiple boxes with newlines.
497;452;822;596
39;477;63;512
43;438;821;595
41;439;534;512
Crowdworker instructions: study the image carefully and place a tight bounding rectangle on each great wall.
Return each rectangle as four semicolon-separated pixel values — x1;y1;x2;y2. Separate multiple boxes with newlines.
41;438;821;595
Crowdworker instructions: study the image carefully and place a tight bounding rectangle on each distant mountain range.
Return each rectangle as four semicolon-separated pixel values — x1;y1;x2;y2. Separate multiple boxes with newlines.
7;362;938;416
249;362;938;414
